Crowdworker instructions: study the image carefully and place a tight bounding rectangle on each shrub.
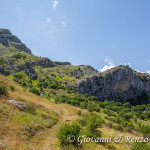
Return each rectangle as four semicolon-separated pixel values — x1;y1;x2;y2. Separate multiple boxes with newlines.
14;72;23;79
80;101;88;109
26;103;36;115
0;58;4;65
114;124;124;132
77;110;82;116
10;86;15;92
119;111;132;122
77;118;86;127
94;107;100;112
12;53;27;59
0;85;7;95
86;113;103;137
131;143;150;150
29;87;40;95
141;125;150;137
58;123;81;146
107;122;113;128
99;102;105;108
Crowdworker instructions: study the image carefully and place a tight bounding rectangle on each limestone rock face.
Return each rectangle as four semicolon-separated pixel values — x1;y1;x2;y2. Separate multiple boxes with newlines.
72;65;99;77
54;61;71;66
0;29;31;54
77;65;150;102
35;58;54;68
24;62;37;80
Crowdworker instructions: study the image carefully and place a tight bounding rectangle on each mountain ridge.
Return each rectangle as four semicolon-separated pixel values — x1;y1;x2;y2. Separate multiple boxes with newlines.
0;28;150;104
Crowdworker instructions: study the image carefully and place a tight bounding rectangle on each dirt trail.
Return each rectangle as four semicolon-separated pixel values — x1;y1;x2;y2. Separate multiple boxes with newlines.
40;118;62;150
39;103;79;150
8;84;82;150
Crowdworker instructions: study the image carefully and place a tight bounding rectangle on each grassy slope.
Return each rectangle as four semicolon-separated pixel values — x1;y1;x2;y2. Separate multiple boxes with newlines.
1;74;150;150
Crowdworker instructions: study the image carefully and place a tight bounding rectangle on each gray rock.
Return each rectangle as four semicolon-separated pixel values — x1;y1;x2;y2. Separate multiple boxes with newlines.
54;61;71;66
1;29;11;34
7;100;26;111
35;58;54;68
0;67;10;75
0;29;31;54
77;65;150;102
24;62;37;80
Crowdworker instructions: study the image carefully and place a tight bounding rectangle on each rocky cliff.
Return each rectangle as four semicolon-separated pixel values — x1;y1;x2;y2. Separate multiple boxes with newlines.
0;29;31;54
77;65;150;102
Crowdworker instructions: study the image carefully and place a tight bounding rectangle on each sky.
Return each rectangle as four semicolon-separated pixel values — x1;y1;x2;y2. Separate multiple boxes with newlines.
0;0;150;73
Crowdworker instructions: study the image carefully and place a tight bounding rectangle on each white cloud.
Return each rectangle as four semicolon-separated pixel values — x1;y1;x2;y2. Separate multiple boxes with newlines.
46;17;51;23
62;21;67;27
99;58;115;72
146;71;150;74
16;6;22;15
16;6;20;10
53;0;58;10
43;17;51;27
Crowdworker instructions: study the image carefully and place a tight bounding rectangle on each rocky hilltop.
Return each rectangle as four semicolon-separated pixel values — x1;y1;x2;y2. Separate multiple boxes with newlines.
77;65;150;102
0;29;72;77
0;29;31;54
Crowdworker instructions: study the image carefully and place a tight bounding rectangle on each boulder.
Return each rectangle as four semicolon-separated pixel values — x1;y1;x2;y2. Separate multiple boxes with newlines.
7;100;26;111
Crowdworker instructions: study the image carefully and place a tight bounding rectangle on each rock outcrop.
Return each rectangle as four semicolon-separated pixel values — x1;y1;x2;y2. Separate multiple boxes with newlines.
24;62;37;80
77;65;150;102
70;65;99;78
33;58;54;68
54;61;71;66
0;67;10;76
0;29;31;54
7;100;26;111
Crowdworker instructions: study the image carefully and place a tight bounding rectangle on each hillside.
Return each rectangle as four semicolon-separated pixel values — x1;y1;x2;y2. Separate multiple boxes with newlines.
0;29;150;150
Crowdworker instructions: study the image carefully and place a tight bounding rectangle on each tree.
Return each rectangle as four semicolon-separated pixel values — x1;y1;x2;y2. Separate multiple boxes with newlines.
58;123;81;146
86;113;103;137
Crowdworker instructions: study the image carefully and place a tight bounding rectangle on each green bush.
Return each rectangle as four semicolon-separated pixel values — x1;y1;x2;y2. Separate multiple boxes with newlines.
26;103;36;115
114;124;124;132
99;102;105;108
77;110;82;116
119;111;132;122
0;85;7;95
86;113;103;137
107;122;113;128
58;123;81;146
141;125;150;137
10;86;15;92
29;87;40;95
80;101;88;109
0;58;4;65
131;143;150;150
77;118;86;127
12;53;27;59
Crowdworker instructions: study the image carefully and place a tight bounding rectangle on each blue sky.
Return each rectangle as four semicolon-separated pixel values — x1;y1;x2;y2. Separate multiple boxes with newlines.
0;0;150;72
